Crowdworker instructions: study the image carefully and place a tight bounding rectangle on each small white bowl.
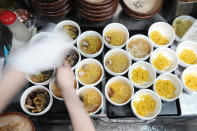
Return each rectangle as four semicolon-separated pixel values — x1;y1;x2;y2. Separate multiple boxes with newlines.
148;22;175;48
103;49;132;76
29;32;52;46
77;31;104;58
55;20;81;45
105;76;134;106
76;86;103;115
131;89;162;120
181;65;197;94
128;61;156;89
75;58;104;86
172;15;196;42
150;47;179;74
153;73;183;102
126;34;153;61
64;45;81;70
49;77;79;101
102;23;129;49
176;41;197;67
26;69;55;85
20;85;53;116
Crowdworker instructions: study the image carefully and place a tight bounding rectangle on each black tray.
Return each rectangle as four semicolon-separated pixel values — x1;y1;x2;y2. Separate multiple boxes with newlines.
4;28;181;122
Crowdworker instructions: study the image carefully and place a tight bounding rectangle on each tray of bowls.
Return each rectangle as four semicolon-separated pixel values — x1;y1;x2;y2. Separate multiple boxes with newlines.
6;16;197;123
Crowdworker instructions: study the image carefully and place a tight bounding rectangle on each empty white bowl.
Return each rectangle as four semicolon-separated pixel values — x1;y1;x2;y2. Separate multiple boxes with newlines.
55;20;81;45
105;76;134;106
103;49;132;76
150;47;179;74
176;41;197;67
148;22;175;48
49;77;79;101
181;65;197;94
102;23;129;49
75;58;104;86
26;69;55;86
153;73;183;102
20;85;53;116
76;86;103;115
131;89;162;120
126;34;153;61
77;31;104;58
172;15;195;42
128;61;156;89
64;45;81;70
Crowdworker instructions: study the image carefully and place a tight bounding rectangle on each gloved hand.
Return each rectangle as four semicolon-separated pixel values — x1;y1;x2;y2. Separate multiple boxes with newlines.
8;32;70;74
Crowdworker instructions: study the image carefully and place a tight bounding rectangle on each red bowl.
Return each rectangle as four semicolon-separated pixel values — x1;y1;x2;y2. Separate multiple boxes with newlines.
32;0;67;7
78;2;118;19
80;0;113;6
77;0;117;11
79;3;118;22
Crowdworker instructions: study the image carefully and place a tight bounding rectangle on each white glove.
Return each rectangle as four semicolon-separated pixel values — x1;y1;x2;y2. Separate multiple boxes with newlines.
8;32;70;74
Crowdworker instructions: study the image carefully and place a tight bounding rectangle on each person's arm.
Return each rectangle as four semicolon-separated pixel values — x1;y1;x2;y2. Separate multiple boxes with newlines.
56;62;95;131
0;67;26;113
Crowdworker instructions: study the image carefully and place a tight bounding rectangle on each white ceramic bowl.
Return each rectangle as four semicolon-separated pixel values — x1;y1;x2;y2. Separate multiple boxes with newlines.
128;61;156;89
29;32;52;46
150;47;179;74
153;73;183;102
49;77;79;101
103;49;132;76
75;58;104;86
26;69;55;85
77;31;104;58
181;65;197;94
148;22;175;48
55;20;81;45
20;85;53;116
102;23;129;49
126;34;153;61
172;15;196;42
76;86;103;115
64;45;81;70
176;41;197;67
105;76;134;106
131;89;162;120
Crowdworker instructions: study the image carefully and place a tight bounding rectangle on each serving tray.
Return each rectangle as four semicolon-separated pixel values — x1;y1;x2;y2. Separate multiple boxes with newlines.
3;4;183;124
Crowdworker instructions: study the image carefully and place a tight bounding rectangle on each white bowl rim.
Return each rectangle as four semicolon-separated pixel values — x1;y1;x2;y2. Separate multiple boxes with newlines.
49;76;79;101
103;48;132;76
153;73;183;102
131;89;162;120
20;85;53;116
148;22;175;48
176;40;197;67
172;15;196;42
64;45;81;70
181;65;197;94
77;30;104;58
150;47;179;74
75;58;104;86
76;86;103;115
128;61;156;89
105;76;134;106
26;69;55;86
54;20;81;45
102;23;129;49
126;34;153;61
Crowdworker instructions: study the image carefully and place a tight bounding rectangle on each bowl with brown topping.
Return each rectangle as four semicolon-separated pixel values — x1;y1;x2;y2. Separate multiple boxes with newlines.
55;20;81;45
20;86;53;116
64;45;81;70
